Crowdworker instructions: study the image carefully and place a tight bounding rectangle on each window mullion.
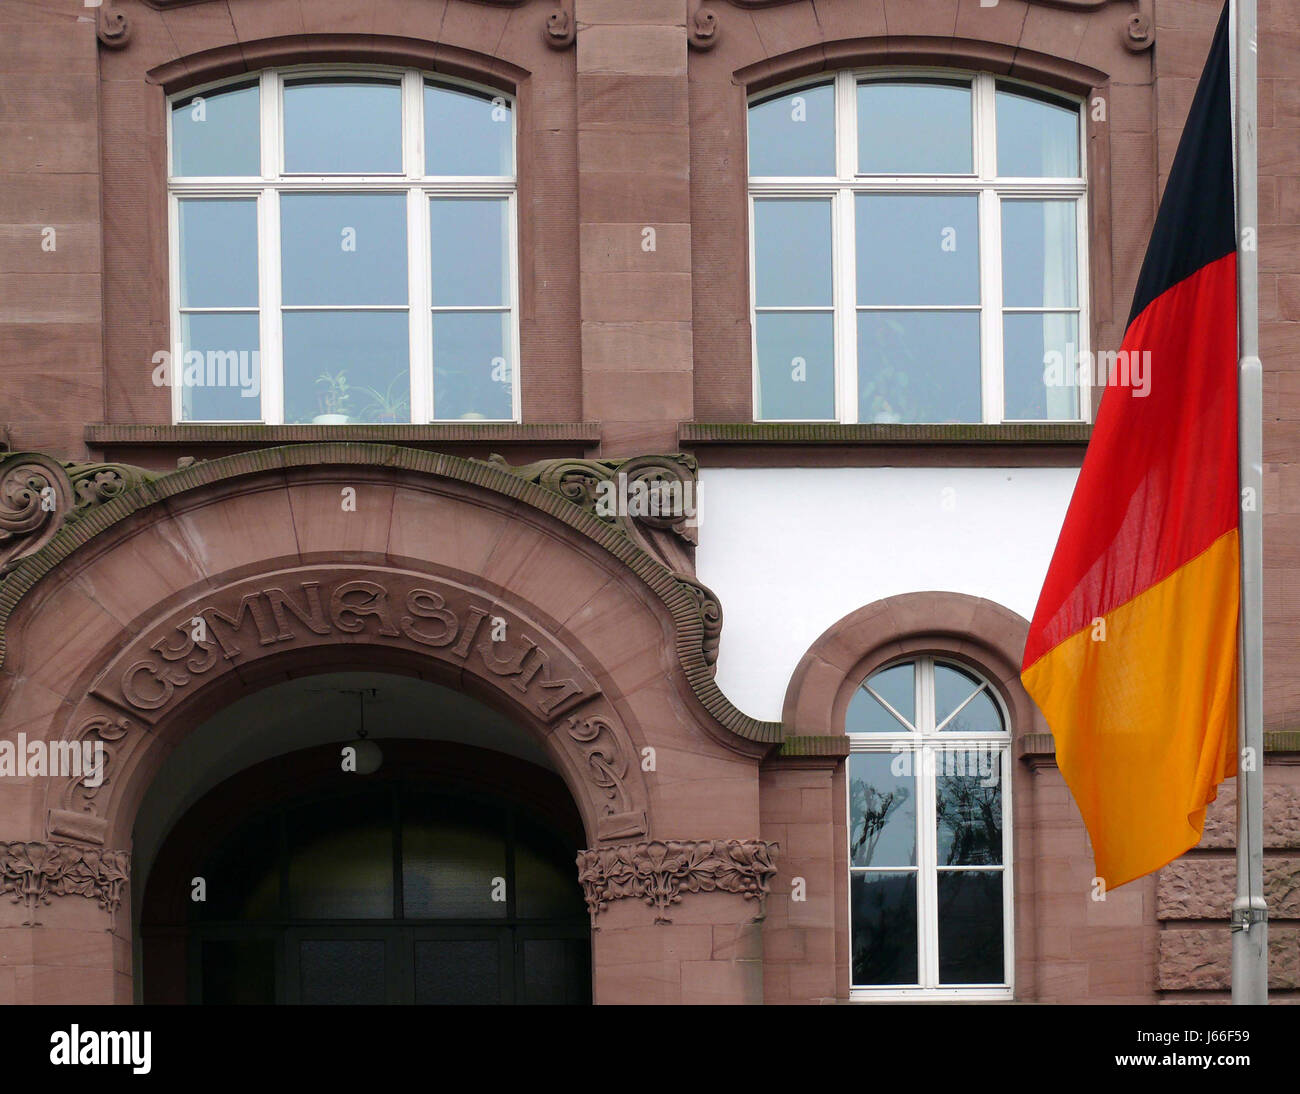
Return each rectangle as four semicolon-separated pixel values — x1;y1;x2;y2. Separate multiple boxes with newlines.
403;69;423;180
260;187;283;425
836;188;857;423
408;189;431;423
508;189;521;423
980;188;1004;424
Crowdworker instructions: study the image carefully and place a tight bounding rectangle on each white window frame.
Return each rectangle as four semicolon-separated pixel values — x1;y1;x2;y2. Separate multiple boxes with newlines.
166;66;520;425
846;655;1015;1001
748;68;1090;425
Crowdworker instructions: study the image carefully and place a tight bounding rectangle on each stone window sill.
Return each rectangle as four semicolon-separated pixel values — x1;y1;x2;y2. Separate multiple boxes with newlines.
85;423;601;447
680;422;1093;445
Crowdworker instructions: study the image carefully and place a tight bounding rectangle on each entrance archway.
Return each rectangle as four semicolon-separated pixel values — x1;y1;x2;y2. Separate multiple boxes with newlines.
138;673;591;1004
0;446;780;1004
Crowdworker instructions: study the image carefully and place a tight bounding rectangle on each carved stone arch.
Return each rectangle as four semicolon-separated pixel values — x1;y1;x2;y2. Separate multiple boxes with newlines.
781;591;1048;745
0;446;781;870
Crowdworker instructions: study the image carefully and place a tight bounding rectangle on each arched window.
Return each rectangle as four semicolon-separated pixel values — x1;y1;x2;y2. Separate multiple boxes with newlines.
846;655;1013;998
168;69;517;424
747;71;1086;425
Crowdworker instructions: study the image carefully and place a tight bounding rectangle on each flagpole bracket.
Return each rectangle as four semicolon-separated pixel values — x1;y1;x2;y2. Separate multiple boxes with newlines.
1230;898;1268;933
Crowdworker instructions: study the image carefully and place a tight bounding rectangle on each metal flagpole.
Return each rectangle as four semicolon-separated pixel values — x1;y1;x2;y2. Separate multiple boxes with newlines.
1232;0;1268;1006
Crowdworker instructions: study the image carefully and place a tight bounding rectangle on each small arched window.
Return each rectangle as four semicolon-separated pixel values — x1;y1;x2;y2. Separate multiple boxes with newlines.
846;655;1013;998
168;69;517;424
747;71;1086;425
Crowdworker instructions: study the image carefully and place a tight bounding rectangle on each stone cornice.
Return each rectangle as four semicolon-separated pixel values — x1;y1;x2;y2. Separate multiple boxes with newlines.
0;841;130;927
0;444;782;748
576;839;779;926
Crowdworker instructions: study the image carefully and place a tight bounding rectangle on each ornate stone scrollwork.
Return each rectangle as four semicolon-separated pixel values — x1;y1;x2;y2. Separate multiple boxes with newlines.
546;0;576;49
689;4;720;51
674;573;723;670
478;452;700;569
0;841;130;927
575;838;778;927
96;3;131;50
0;453;161;577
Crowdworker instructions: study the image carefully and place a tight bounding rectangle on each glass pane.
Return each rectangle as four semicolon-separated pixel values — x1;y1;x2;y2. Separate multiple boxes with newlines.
936;761;1003;865
996;84;1079;177
298;939;387;1004
857;194;979;306
283;77;402;173
1001;200;1078;307
515;817;585;920
401;796;508;919
940;689;1004;736
283;311;411;425
414;939;501;1004
171;82;259;177
934;662;981;726
753;199;832;307
179;199;258;308
857;310;981;423
425;82;513;175
430;198;509;306
197;812;279;921
748;82;834;176
858;79;973;174
179;313;261;422
851;872;918;985
754;311;834;420
847;662;914;733
287;792;394;919
432;311;514;420
937;871;1005;984
281;193;408;306
1003;312;1079;420
523;939;591;1005
848;752;916;867
200;939;275;1004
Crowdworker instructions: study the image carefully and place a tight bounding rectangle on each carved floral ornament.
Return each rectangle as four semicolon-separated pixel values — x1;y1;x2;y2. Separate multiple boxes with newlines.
0;841;130;927
576;839;779;927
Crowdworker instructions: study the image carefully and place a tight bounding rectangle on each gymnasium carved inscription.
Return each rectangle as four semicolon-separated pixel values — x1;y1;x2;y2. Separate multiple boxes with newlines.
91;569;596;725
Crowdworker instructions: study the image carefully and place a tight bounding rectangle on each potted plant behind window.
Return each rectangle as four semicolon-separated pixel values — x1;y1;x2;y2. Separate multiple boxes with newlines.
313;371;351;424
355;372;410;424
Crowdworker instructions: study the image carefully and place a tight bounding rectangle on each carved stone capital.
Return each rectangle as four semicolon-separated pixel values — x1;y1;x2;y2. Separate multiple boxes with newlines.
0;841;130;927
576;839;778;927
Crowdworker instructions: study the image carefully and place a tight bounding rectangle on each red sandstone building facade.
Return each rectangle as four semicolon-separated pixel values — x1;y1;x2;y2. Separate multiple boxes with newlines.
0;0;1296;1005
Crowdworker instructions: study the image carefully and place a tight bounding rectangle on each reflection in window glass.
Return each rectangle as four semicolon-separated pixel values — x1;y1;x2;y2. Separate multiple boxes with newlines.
858;311;981;424
172;82;259;177
748;82;835;176
848;753;916;868
425;82;513;175
847;658;1010;992
851;872;918;986
283;77;403;174
937;871;1004;984
847;662;915;733
858;79;972;174
996;84;1080;177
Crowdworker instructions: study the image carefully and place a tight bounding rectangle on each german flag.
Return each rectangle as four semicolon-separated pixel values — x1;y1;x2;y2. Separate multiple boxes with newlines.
1021;3;1239;889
